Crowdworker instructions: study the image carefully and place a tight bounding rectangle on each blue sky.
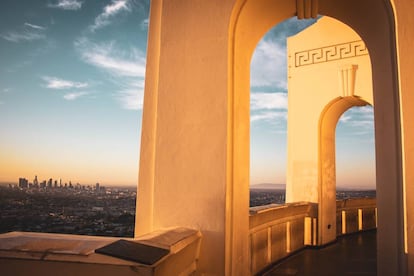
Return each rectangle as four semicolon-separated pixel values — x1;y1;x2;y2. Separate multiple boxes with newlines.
0;0;148;185
0;0;375;188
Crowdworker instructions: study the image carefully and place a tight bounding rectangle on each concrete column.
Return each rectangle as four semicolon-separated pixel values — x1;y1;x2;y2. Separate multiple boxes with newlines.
136;1;234;274
392;0;414;274
319;1;406;273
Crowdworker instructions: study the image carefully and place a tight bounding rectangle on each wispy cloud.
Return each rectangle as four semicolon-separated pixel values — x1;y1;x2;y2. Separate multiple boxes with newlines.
117;81;144;110
75;38;145;110
251;92;287;110
90;0;131;32
347;120;374;128
105;0;129;14
42;76;91;101
251;111;287;123
339;115;352;123
250;17;317;90
0;23;46;43
251;40;287;89
338;106;374;128
42;76;88;89
350;105;374;118
47;0;83;10
75;38;145;77
24;23;46;30
250;92;287;124
337;105;374;142
1;32;44;42
63;91;88;100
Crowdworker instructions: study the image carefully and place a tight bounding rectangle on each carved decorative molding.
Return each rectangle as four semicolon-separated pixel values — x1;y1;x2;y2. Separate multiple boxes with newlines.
295;40;368;67
338;64;358;97
296;0;318;19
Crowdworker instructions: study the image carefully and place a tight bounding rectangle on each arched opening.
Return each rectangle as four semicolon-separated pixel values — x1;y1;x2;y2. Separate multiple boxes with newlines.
336;105;376;194
249;17;316;207
319;96;370;243
336;105;377;238
284;15;376;245
229;0;402;274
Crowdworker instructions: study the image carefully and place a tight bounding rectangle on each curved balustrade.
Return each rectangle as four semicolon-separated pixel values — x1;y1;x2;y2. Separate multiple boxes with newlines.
249;198;377;275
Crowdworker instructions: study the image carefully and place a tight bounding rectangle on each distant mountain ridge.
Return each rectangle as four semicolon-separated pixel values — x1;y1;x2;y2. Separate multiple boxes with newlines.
250;183;286;190
336;186;376;191
250;183;375;191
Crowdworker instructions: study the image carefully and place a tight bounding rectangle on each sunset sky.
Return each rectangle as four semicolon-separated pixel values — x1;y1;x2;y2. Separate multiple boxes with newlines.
0;0;375;188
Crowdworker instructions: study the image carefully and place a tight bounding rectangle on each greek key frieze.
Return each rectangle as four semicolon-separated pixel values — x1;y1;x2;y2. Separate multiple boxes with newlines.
295;40;368;67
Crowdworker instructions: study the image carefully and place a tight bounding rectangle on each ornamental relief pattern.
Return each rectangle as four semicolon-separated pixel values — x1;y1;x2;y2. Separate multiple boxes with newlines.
295;40;368;67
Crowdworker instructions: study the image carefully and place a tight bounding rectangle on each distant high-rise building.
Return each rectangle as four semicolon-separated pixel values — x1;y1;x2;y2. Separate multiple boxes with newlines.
96;183;100;191
33;175;38;188
18;178;28;189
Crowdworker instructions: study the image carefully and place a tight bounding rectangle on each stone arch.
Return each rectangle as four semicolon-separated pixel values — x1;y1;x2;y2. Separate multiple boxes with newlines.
285;16;375;246
227;3;297;274
229;0;402;274
136;0;405;274
319;96;371;244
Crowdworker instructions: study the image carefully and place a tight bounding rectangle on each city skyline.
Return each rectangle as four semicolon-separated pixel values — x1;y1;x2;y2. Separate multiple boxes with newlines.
0;0;375;188
16;174;104;189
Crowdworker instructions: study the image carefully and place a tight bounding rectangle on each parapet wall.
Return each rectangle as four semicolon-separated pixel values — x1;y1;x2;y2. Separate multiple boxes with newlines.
249;198;377;275
0;227;201;276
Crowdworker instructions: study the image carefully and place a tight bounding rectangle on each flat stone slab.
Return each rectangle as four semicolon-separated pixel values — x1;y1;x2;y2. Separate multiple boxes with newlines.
95;239;169;265
0;232;115;256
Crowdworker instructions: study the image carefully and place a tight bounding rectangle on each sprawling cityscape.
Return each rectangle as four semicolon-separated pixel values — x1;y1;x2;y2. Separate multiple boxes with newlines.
0;176;376;238
1;176;136;237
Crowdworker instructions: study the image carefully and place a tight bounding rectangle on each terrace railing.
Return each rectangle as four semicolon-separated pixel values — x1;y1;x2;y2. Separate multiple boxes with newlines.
249;198;377;275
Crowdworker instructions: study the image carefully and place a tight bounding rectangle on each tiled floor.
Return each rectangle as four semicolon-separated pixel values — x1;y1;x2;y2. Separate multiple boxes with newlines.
263;230;377;276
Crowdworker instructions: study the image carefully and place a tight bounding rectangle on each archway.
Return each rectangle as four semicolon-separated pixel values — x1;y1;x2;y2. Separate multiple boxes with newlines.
136;0;404;274
319;96;370;244
336;105;376;193
284;15;375;246
249;17;317;207
229;0;402;274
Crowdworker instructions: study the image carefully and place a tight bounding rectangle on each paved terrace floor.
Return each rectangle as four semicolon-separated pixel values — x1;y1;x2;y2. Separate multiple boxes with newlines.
263;230;377;276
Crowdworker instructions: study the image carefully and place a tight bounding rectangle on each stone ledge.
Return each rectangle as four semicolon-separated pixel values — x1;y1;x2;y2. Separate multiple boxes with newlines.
0;227;202;276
